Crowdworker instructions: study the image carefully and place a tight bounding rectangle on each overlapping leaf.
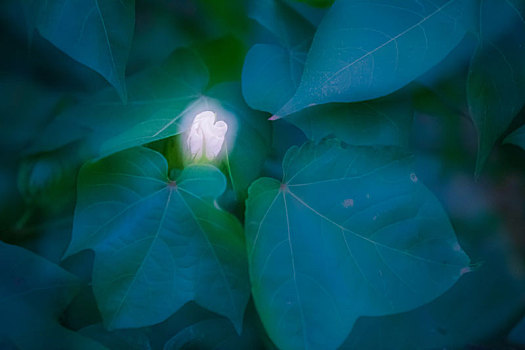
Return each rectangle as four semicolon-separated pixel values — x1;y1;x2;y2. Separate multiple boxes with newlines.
242;0;413;148
467;0;525;175
0;242;107;350
66;147;250;331
242;0;315;114
275;0;476;117
245;140;470;350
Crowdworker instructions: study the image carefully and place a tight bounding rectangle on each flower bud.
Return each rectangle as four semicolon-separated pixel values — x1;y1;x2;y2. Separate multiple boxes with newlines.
187;111;228;160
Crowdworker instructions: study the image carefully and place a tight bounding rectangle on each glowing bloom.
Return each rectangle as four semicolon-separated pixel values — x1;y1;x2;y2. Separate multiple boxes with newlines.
187;110;228;160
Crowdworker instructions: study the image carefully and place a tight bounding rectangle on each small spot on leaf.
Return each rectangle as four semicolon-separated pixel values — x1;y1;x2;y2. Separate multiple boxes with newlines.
342;198;354;208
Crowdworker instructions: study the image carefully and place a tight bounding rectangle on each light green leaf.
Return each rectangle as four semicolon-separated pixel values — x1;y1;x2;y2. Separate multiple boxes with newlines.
245;140;470;350
66;147;250;331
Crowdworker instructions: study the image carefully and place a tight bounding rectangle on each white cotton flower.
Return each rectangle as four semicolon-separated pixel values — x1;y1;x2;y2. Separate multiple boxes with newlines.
187;110;228;160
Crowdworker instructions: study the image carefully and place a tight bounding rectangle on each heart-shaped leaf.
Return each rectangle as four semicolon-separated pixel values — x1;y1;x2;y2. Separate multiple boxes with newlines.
245;139;470;350
275;0;476;117
66;147;250;331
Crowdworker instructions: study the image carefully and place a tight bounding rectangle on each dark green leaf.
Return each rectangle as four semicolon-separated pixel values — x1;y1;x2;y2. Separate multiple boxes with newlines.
275;0;476;117
509;316;525;346
79;324;152;350
293;0;334;8
468;0;525;175
245;140;469;350
505;125;525;151
248;0;315;48
24;0;135;101
66;147;250;331
0;241;107;350
287;95;413;147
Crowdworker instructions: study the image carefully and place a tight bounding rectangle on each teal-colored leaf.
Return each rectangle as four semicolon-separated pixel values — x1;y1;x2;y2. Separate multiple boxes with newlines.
25;0;135;101
505;125;525;151
248;0;315;48
104;82;271;198
242;43;307;114
79;324;152;350
343;221;525;349
0;242;107;350
164;318;260;350
467;0;525;175
66;147;250;331
28;49;208;159
287;95;413;147
245;140;470;350
242;0;314;114
275;0;476;117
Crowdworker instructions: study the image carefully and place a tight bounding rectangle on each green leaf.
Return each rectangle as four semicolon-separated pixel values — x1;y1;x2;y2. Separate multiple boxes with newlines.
29;48;208;159
467;0;525;175
505;125;525;151
245;140;470;350
287;95;413;147
25;0;135;101
66;147;250;331
275;0;476;117
0;242;107;350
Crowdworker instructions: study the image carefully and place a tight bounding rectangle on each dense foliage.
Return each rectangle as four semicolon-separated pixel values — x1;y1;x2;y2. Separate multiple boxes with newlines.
1;0;525;349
